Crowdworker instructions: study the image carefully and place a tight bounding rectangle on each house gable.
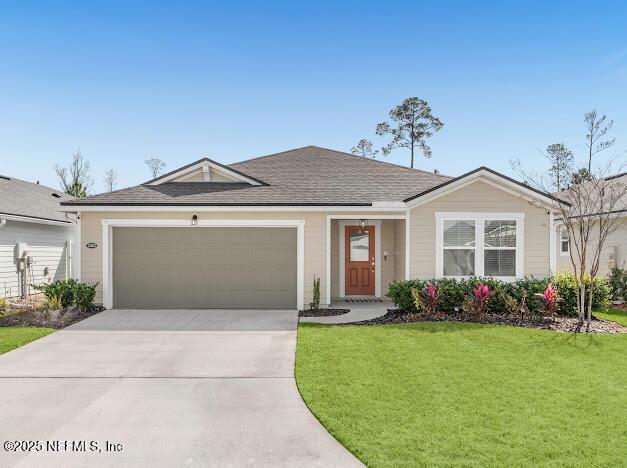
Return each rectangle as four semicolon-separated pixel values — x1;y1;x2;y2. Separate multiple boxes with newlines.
145;158;268;186
405;167;564;211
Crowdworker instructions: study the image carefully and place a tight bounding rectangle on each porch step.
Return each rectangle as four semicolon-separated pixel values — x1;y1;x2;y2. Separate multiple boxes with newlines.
343;299;383;303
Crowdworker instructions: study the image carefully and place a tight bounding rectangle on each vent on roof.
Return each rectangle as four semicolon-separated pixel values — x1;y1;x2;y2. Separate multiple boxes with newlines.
51;193;61;198
0;175;10;180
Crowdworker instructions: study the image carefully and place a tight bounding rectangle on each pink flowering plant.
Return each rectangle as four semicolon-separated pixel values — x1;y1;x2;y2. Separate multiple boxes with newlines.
535;283;560;322
462;283;493;318
410;282;440;315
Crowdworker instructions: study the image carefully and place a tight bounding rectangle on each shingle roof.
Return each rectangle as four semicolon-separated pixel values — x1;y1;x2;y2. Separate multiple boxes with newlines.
62;146;451;206
0;176;73;222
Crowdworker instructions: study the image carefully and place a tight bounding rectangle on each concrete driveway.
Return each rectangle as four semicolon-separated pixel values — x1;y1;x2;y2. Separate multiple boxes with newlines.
0;309;361;467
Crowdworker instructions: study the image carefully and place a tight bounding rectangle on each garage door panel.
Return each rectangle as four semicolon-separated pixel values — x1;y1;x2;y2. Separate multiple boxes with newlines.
113;227;297;309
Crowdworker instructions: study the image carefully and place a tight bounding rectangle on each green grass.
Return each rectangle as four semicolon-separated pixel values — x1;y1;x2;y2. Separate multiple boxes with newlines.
0;327;54;355
595;307;627;326
296;322;627;467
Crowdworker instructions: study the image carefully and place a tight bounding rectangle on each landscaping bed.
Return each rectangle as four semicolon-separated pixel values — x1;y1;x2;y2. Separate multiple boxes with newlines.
0;306;105;329
349;309;627;334
298;308;350;317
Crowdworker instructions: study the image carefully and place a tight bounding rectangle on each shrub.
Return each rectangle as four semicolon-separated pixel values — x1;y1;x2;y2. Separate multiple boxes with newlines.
503;290;529;321
462;283;493;318
551;272;611;316
311;276;321;310
535;283;559;321
33;279;98;311
608;266;626;301
45;294;63;311
387;273;610;316
411;282;440;314
74;283;97;311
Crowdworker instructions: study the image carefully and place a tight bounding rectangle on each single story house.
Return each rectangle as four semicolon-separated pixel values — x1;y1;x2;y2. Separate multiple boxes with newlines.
554;172;627;277
60;146;563;310
0;175;78;299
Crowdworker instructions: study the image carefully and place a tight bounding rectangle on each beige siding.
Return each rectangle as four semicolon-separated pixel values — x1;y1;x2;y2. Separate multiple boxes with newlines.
408;180;551;279
393;219;406;281
556;220;627;276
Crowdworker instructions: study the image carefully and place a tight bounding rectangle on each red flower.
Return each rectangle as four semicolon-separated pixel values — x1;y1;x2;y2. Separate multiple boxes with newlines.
427;282;437;300
474;284;490;301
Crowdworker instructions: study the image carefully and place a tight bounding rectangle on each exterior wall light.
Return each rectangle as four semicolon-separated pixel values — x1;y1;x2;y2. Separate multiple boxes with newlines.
191;214;198;226
360;219;366;228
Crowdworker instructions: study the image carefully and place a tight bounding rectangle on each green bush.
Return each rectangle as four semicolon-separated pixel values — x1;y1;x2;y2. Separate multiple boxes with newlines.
551;272;611;316
74;282;98;311
387;273;609;316
608;266;626;301
33;279;98;311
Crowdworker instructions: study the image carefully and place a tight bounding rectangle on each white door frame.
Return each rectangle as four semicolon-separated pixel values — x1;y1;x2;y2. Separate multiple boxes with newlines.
339;220;382;298
324;214;407;304
101;218;305;310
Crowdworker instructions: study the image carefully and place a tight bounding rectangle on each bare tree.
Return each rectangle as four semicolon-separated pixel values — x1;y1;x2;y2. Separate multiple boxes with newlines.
584;110;614;172
560;170;626;326
103;169;118;192
54;149;92;198
376;97;444;168
512;111;626;329
145;158;166;178
351;139;378;158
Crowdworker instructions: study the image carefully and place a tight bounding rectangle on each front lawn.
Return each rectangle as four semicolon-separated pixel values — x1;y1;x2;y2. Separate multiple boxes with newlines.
296;322;627;467
0;327;54;355
595;307;627;326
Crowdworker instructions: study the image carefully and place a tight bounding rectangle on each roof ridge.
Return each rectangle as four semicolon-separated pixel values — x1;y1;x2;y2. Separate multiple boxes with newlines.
311;145;452;178
231;145;452;179
229;145;318;166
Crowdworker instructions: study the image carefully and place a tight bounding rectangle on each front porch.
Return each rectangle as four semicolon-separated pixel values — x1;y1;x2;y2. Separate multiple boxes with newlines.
327;217;407;305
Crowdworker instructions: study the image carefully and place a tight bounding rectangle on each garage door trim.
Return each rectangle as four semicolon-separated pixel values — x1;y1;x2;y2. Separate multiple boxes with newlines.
101;218;305;310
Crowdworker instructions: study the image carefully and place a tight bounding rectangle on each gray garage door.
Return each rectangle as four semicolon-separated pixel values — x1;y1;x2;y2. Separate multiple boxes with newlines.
112;227;297;309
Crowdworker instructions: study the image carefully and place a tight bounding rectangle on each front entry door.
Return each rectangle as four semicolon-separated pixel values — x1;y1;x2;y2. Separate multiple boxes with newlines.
345;226;375;295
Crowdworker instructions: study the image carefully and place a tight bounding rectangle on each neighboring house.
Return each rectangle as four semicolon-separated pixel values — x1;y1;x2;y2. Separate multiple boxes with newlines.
60;146;563;310
0;175;78;299
554;172;627;277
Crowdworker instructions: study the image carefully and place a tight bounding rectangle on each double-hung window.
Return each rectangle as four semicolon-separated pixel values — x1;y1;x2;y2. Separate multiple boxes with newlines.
437;213;524;279
559;227;570;255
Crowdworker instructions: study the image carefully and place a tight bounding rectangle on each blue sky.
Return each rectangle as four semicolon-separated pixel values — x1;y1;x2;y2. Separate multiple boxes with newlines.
1;1;626;192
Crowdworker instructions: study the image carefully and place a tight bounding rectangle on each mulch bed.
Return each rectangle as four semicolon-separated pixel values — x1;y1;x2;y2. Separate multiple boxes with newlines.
0;306;106;329
299;308;350;317
348;309;627;334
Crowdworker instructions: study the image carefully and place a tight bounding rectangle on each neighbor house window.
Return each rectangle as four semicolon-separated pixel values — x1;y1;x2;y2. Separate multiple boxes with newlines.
560;227;569;255
436;213;524;279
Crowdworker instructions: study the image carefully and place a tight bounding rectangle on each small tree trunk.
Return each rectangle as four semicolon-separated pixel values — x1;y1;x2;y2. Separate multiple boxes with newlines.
578;280;586;325
586;282;594;327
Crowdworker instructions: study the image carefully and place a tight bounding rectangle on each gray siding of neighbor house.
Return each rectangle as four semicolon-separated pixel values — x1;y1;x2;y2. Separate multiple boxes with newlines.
0;219;76;298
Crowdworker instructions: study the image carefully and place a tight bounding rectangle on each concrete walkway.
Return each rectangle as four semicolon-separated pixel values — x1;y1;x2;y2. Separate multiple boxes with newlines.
300;300;391;325
0;309;362;467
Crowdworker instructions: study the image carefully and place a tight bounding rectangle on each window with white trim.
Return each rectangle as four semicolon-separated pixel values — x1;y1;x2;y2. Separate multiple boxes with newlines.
442;220;476;276
483;220;517;276
560;227;569;255
436;213;524;279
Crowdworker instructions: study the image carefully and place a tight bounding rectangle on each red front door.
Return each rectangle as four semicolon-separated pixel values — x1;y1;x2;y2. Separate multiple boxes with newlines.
345;226;375;295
